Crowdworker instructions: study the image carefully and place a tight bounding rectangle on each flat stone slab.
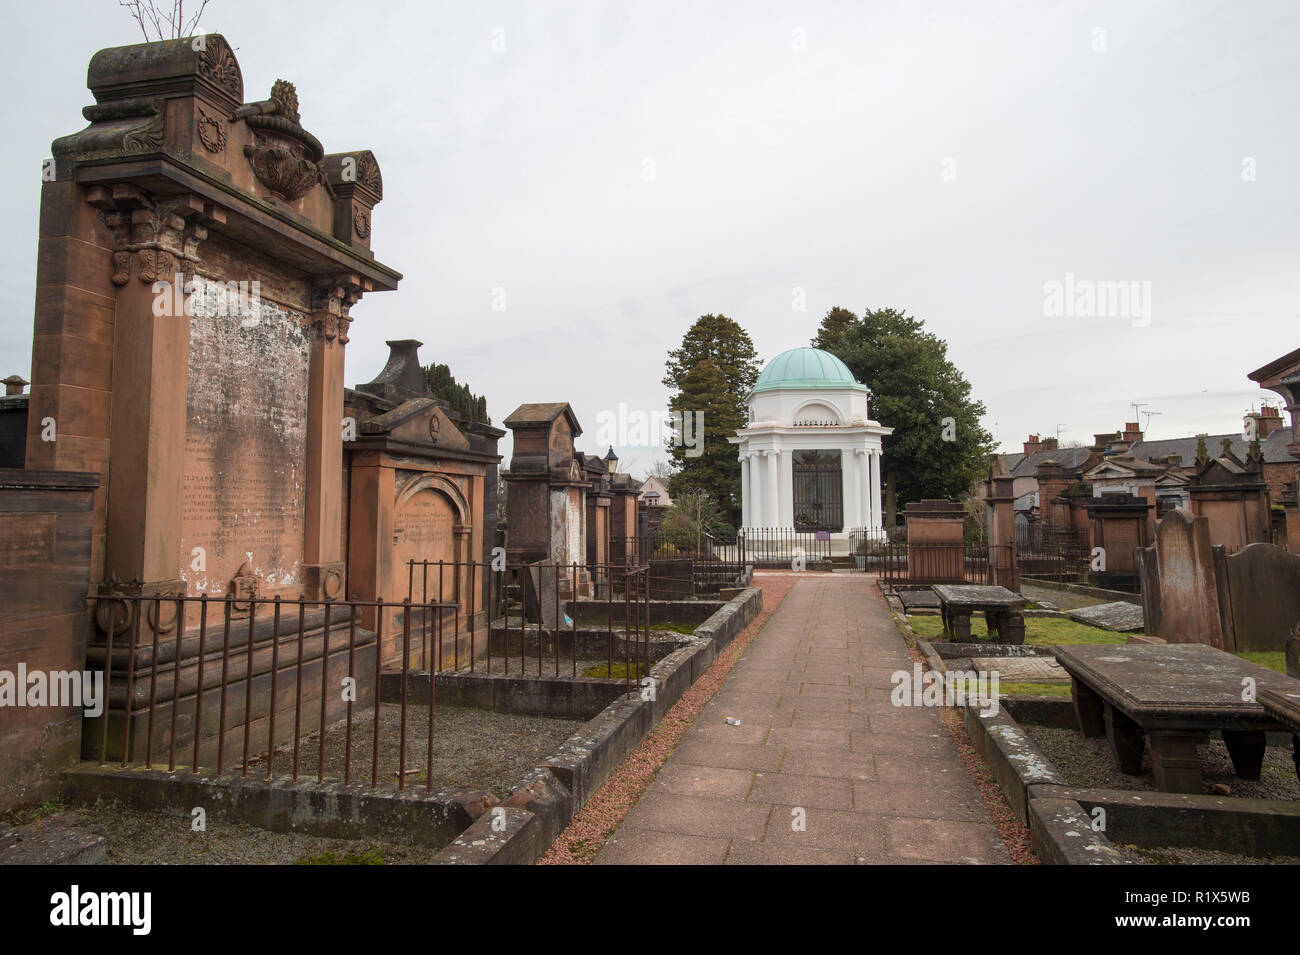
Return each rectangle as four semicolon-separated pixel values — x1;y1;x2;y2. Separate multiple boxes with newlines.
1259;686;1300;735
932;585;1025;611
899;590;940;610
971;656;1069;684
0;813;107;865
1053;643;1291;720
1067;601;1144;633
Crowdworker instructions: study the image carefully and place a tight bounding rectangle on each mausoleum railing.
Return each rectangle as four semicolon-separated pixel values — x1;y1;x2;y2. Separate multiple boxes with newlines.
84;592;457;791
406;559;653;696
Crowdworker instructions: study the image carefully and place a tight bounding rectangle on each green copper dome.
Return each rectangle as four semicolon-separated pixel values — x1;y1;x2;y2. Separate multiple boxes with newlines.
751;347;863;393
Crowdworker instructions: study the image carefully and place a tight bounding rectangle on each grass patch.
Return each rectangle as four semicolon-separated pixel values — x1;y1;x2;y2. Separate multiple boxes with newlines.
580;661;646;679
650;622;697;635
907;614;1127;646
999;681;1072;697
295;847;386;865
1236;650;1287;674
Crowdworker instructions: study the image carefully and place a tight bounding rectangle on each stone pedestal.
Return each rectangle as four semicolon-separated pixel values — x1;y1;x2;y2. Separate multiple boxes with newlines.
503;403;591;601
905;499;965;583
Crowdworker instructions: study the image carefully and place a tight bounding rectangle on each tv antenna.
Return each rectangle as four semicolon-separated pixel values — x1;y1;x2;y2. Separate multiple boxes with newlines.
1140;409;1161;431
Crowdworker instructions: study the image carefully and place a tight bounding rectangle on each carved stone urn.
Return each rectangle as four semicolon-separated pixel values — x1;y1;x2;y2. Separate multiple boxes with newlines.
241;79;325;202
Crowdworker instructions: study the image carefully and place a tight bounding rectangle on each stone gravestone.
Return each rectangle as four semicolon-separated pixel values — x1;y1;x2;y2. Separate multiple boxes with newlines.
521;561;561;630
1222;543;1300;652
1138;510;1229;649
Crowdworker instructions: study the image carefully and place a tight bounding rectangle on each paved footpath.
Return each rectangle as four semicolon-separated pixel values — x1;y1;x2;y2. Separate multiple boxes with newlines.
596;574;1011;864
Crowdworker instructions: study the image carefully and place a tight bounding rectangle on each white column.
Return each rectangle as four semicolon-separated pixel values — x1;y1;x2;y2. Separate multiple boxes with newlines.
765;450;779;526
870;448;883;530
779;450;793;527
740;453;750;528
854;449;867;529
841;449;858;529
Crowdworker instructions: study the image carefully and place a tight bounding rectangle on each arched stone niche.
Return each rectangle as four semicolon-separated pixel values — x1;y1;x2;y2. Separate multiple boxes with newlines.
393;473;471;606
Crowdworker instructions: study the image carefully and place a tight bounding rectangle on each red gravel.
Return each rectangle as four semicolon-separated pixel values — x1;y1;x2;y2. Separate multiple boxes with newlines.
538;575;797;864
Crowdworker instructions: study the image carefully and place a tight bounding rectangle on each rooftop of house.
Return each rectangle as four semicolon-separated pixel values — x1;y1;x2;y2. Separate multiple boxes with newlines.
1127;428;1295;466
1010;445;1094;478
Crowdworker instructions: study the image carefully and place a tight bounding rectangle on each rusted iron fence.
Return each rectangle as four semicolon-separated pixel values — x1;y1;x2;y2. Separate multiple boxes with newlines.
1015;525;1089;581
643;531;747;595
868;542;1014;586
406;559;652;696
84;592;453;791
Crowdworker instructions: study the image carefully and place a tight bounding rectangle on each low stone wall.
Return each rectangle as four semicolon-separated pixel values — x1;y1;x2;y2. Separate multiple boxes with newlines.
566;597;725;627
396;671;627;721
1034;784;1300;858
961;691;1300;863
483;626;688;664
55;585;765;860
61;763;488;846
434;586;763;864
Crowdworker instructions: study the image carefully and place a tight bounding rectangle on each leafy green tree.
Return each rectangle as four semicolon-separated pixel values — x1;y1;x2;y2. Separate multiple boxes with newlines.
657;489;727;554
423;362;490;426
813;306;994;525
662;315;761;526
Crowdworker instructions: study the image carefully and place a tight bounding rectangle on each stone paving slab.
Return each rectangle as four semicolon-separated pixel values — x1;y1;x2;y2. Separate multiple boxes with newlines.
1067;601;1145;632
970;655;1070;684
595;575;1012;865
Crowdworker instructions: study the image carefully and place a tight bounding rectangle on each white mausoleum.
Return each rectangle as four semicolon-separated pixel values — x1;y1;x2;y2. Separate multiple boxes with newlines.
730;347;892;535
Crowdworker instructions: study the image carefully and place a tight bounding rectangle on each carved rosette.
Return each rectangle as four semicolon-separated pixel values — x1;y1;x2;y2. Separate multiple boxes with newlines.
196;36;243;102
353;207;371;239
355;151;383;199
196;104;227;154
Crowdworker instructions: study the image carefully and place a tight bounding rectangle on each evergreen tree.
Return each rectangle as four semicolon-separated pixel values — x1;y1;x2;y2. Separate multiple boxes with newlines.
814;306;994;525
662;315;762;527
422;362;491;426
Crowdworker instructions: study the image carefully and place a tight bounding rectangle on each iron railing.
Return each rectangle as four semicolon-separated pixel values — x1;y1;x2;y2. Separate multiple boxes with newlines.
84;592;453;791
406;559;653;693
867;542;1015;586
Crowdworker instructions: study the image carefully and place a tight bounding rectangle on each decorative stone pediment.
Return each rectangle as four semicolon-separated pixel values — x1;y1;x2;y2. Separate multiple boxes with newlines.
363;397;471;452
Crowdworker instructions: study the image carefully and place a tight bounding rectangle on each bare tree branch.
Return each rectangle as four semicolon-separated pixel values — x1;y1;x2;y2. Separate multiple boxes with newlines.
118;0;209;40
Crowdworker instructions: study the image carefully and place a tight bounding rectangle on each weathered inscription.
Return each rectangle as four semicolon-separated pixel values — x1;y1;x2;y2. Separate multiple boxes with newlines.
0;514;56;568
180;280;309;597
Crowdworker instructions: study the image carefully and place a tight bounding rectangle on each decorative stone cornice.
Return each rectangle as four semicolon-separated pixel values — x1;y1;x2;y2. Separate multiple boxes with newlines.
306;276;371;345
86;186;219;286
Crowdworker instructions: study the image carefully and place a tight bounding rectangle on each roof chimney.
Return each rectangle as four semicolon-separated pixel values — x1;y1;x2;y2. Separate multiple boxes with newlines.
1246;407;1284;439
2;374;28;396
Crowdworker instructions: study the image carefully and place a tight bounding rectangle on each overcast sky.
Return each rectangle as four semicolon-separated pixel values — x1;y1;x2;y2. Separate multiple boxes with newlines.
2;0;1297;473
